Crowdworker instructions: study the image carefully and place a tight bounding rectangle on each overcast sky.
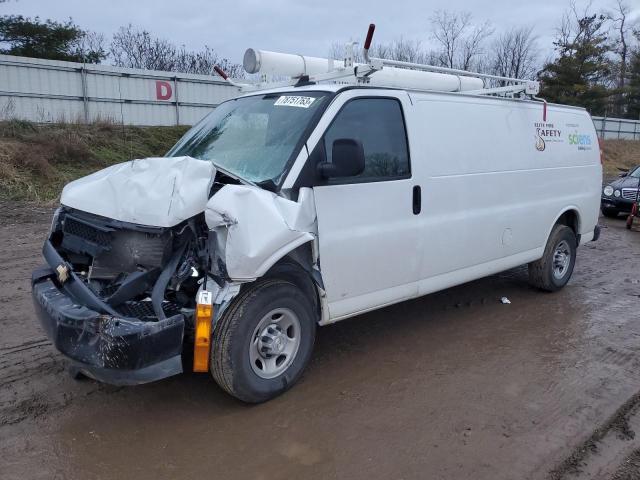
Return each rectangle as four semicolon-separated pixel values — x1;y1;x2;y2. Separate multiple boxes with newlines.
4;0;640;64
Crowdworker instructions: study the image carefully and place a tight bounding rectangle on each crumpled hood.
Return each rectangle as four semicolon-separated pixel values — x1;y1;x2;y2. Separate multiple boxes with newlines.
61;156;216;227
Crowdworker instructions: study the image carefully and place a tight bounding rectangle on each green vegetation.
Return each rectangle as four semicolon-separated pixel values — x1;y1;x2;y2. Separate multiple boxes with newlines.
0;16;106;63
601;139;640;178
539;14;611;116
0;120;188;202
1;120;638;204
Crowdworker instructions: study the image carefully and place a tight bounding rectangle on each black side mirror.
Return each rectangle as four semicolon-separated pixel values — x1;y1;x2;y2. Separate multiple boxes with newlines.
619;172;628;177
317;138;365;179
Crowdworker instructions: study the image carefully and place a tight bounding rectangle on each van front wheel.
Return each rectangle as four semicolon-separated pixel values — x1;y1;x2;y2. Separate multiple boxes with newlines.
210;279;316;403
528;224;577;292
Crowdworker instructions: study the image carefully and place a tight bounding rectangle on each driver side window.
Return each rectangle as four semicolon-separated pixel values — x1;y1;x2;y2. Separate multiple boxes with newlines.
323;97;410;181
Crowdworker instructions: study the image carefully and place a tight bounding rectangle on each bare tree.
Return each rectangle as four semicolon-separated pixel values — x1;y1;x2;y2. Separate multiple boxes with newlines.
372;37;432;63
429;10;492;71
172;45;243;78
110;25;176;70
490;26;539;80
606;0;635;116
430;10;469;68
110;24;243;77
608;0;631;90
330;37;438;65
75;31;107;63
460;21;493;70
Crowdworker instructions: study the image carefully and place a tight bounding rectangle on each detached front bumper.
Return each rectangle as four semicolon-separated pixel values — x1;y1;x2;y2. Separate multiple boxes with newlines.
32;262;185;386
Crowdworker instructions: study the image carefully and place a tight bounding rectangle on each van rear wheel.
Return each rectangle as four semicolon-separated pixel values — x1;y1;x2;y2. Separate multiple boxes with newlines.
528;224;577;292
210;279;316;403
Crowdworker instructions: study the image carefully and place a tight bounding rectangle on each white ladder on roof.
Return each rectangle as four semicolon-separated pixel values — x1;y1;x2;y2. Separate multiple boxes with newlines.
214;24;541;99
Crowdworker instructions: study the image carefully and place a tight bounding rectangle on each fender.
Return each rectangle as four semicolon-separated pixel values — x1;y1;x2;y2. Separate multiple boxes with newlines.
544;206;582;247
205;184;317;282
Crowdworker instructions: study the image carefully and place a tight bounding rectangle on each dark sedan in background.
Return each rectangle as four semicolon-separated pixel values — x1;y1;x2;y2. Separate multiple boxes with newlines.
601;165;640;218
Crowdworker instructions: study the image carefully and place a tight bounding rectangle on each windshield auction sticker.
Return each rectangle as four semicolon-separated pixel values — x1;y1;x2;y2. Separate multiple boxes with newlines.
274;96;316;108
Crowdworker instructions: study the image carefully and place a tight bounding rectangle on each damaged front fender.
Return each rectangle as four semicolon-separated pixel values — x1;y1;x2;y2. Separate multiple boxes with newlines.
205;185;317;281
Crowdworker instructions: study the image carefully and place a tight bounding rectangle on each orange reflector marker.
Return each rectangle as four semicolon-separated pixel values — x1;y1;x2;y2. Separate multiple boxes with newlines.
193;290;213;372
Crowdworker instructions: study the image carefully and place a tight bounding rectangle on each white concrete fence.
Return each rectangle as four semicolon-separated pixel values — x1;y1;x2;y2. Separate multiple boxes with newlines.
0;54;240;126
592;116;640;141
2;54;640;138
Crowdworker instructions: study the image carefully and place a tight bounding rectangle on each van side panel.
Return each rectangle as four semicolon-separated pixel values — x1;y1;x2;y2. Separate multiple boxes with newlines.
406;94;601;293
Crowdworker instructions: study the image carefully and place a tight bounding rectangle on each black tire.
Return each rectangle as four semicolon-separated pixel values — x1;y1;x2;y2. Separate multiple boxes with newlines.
601;207;619;218
211;279;316;403
68;365;88;380
528;224;577;292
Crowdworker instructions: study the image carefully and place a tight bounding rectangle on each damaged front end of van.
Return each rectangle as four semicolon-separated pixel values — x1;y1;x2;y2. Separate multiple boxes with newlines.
31;154;320;386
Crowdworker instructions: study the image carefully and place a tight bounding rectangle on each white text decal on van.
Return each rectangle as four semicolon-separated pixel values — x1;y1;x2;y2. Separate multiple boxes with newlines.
274;96;316;108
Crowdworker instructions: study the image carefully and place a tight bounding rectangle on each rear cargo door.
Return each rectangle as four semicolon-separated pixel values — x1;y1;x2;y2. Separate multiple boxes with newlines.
311;92;420;320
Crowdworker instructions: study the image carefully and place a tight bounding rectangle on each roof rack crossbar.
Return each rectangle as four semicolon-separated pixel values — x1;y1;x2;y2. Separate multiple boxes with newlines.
228;24;541;99
371;57;531;87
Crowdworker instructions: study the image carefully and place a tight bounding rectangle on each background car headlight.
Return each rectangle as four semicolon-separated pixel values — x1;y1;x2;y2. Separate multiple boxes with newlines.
604;186;614;196
614;189;621;197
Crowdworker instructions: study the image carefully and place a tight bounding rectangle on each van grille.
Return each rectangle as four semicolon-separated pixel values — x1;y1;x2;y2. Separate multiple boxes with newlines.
116;300;182;321
63;216;111;246
622;188;640;201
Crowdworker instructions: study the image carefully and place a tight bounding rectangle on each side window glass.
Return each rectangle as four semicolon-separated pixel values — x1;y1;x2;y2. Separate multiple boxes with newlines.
324;98;410;180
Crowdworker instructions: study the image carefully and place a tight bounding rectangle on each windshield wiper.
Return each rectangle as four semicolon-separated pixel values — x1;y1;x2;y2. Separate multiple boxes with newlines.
209;161;277;192
256;179;278;192
210;162;257;187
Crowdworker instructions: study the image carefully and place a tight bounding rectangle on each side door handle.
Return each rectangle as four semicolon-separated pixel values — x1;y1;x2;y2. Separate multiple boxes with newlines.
413;185;421;215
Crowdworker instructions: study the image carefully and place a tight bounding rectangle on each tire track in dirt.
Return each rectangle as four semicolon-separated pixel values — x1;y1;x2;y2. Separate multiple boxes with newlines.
0;202;79;427
2;203;640;480
549;392;640;479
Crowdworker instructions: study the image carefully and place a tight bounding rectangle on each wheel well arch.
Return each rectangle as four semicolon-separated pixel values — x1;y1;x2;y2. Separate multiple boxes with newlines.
555;208;581;235
243;242;323;322
547;207;582;244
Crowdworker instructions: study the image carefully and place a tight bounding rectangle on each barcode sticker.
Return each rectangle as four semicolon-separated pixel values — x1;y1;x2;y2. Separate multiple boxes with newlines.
274;96;316;108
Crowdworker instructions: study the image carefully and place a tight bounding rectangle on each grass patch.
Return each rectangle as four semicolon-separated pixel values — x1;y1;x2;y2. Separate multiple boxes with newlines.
602;139;640;179
0;120;189;202
1;120;639;203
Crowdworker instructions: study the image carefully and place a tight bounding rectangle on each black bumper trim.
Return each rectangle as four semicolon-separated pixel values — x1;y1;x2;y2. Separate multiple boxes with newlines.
72;355;182;386
32;270;185;385
42;239;121;316
601;198;634;212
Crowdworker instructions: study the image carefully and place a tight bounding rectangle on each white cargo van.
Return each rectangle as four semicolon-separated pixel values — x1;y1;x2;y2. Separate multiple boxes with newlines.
32;27;601;402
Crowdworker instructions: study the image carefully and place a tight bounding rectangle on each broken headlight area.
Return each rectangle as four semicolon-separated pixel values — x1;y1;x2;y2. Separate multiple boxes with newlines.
48;207;209;322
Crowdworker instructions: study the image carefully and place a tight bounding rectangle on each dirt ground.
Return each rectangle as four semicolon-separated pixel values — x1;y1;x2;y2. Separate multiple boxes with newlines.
1;202;640;480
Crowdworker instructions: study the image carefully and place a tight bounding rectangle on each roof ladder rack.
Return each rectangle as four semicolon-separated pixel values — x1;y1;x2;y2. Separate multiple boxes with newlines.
215;24;541;99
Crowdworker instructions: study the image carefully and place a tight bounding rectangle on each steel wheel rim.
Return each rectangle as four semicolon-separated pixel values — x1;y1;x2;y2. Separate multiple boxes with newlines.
249;308;301;379
552;239;571;280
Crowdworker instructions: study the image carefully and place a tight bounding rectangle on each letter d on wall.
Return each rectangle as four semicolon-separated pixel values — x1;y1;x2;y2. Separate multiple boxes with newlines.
156;81;173;100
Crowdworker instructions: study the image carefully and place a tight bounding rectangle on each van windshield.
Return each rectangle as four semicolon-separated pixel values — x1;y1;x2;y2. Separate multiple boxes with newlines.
168;92;330;185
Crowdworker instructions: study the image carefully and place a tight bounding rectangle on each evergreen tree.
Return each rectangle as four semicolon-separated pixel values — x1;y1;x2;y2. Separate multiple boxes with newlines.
538;12;612;115
0;15;106;63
